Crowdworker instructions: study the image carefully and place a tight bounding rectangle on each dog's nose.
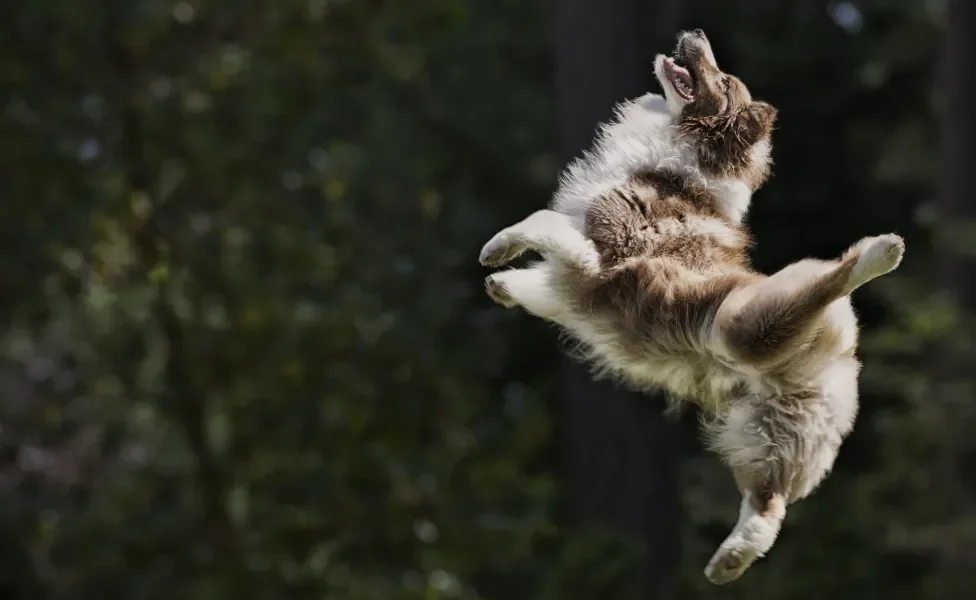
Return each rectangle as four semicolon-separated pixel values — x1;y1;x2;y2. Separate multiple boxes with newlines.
692;29;705;38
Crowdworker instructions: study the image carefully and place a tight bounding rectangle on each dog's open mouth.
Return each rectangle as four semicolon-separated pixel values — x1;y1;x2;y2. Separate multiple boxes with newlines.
663;57;695;101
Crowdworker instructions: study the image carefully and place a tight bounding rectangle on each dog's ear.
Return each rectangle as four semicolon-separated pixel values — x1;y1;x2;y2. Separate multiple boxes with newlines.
737;101;777;144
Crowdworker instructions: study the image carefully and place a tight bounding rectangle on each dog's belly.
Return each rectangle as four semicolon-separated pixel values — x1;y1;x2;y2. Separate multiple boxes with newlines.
625;355;750;415
572;317;750;414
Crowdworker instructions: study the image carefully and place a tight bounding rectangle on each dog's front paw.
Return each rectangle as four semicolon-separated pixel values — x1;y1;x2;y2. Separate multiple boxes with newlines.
485;274;518;308
479;230;526;267
704;539;761;585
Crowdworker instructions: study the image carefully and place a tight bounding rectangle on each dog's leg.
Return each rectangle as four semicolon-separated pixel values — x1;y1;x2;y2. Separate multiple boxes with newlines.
703;379;851;584
716;234;904;367
479;210;601;273
703;399;792;585
484;263;569;322
704;489;786;585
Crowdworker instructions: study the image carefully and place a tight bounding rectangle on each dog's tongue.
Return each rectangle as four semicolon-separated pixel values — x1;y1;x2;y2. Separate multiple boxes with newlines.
665;58;693;88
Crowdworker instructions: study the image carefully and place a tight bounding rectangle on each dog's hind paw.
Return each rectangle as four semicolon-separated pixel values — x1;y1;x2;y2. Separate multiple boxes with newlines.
850;233;905;285
704;541;760;585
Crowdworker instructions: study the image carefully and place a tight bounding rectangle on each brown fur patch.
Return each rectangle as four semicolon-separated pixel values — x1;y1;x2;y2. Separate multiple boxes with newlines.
679;102;777;188
585;168;752;270
671;34;777;188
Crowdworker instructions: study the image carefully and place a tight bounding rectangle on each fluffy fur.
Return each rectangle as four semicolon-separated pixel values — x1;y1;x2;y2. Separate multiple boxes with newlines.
479;30;905;584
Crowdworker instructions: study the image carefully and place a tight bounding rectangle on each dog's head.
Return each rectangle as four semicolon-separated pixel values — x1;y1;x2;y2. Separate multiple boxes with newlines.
654;30;777;189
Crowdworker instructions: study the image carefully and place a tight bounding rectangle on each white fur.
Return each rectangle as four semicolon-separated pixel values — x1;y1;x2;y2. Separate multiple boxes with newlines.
847;233;905;292
552;93;697;225
479;210;601;274
486;263;566;321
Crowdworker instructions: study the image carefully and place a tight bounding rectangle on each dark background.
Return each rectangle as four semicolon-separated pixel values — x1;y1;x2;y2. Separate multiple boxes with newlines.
1;0;972;598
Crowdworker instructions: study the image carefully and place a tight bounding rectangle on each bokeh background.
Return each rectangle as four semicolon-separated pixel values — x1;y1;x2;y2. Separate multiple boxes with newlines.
1;0;972;598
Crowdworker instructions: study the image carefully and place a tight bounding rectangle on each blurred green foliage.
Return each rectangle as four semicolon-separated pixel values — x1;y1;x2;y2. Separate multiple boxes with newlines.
0;0;966;598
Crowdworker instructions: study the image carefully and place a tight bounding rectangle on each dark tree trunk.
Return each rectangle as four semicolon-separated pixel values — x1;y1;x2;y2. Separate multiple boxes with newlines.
942;0;976;302
936;1;976;594
553;0;681;593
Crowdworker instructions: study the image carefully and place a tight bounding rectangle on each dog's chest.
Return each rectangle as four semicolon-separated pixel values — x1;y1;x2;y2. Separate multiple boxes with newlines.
551;95;699;226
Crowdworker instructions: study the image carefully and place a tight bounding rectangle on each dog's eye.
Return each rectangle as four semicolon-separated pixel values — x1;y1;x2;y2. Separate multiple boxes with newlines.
722;78;731;90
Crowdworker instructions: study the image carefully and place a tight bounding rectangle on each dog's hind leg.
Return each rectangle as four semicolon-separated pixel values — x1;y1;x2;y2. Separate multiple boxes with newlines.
714;234;904;368
479;210;601;273
702;398;797;585
703;381;850;584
